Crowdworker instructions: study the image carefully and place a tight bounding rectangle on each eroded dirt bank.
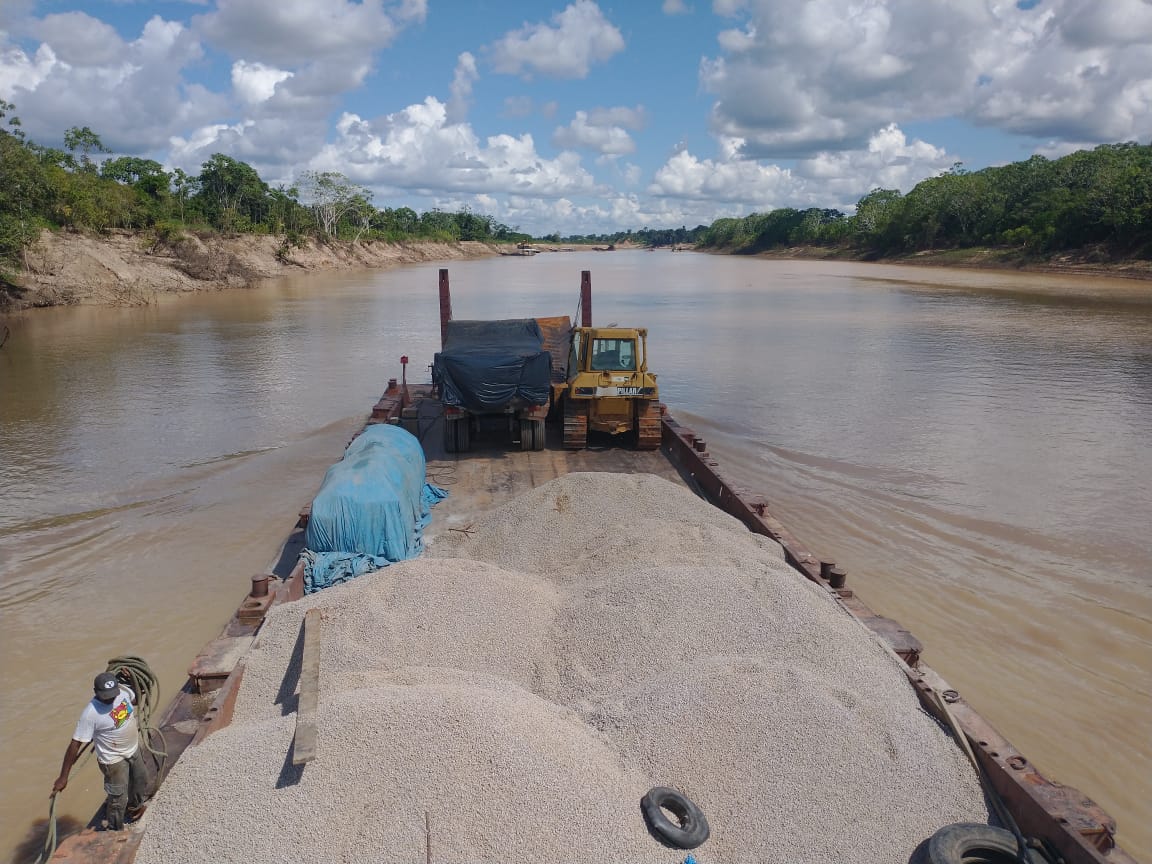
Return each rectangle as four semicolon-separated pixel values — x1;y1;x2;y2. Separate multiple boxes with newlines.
3;230;501;310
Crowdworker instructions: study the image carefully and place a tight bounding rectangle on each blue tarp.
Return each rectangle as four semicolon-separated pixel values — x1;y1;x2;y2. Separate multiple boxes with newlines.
301;424;448;593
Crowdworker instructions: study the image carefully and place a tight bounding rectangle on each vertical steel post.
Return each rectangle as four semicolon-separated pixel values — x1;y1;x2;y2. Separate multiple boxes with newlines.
580;270;592;327
439;268;452;348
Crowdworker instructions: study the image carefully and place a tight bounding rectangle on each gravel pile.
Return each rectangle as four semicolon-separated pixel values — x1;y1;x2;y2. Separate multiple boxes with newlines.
137;472;989;864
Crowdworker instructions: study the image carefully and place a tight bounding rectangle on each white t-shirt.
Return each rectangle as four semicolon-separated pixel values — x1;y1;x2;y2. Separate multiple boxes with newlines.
73;685;139;764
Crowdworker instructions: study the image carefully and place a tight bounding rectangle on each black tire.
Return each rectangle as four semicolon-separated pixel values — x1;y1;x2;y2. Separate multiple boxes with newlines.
918;823;1039;864
532;419;546;451
640;787;709;850
457;417;471;452
519;418;533;451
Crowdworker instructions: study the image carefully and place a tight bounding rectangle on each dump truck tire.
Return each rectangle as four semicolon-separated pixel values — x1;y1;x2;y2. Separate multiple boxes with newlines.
519;418;533;451
640;787;710;850
533;419;546;450
916;823;1042;864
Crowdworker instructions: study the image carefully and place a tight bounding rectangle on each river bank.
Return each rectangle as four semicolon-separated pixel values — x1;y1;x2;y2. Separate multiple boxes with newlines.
744;244;1152;283
1;229;502;311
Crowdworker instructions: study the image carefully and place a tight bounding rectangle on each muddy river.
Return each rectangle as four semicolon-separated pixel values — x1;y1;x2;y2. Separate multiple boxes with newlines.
1;251;1150;862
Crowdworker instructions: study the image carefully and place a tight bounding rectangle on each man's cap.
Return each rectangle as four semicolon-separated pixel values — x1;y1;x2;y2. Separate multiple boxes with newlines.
93;672;120;703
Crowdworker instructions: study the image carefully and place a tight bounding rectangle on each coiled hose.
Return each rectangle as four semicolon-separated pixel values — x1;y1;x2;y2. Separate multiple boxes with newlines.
32;656;167;864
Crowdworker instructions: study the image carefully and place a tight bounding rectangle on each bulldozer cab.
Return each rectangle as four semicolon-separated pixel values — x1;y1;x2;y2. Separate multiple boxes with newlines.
571;328;648;374
590;336;637;371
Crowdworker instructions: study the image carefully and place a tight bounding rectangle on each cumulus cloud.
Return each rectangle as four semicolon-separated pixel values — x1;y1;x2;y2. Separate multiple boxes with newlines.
30;12;123;66
553;110;637;155
702;0;1152;157
970;0;1152;142
487;0;624;79
649;148;799;204
663;0;691;14
309;98;597;199
0;14;223;151
586;104;646;130
196;0;422;67
232;60;292;104
650;123;954;213
447;52;478;123
795;123;955;206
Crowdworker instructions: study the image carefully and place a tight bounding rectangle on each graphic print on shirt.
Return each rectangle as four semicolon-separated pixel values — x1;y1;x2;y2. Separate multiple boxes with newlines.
111;698;133;729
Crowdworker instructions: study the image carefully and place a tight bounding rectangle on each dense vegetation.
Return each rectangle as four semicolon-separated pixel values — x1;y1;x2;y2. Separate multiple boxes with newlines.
0;101;530;286
695;145;1152;260
4;96;1150;287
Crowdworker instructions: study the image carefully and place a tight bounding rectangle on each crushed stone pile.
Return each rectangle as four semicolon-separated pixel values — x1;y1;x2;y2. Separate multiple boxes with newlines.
137;472;989;864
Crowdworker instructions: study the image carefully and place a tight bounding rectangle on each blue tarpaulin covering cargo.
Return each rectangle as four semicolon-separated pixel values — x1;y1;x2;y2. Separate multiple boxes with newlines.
433;318;553;412
300;424;447;593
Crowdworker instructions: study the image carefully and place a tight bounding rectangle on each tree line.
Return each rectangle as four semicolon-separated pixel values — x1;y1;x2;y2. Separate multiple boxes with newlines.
0;101;531;286
695;143;1152;259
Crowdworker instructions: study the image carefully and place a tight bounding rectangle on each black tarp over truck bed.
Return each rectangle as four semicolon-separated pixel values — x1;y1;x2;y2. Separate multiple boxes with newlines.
433;318;561;413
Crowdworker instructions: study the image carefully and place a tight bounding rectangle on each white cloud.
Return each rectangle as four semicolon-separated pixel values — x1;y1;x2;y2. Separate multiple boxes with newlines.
487;0;624;79
795;123;955;207
649;148;799;205
447;52;478;123
586;105;646;130
196;0;421;67
232;60;292;104
30;12;123;66
553;111;636;155
310;99;598;199
0;15;222;151
663;0;691;14
650;124;955;213
0;38;54;97
702;0;1152;156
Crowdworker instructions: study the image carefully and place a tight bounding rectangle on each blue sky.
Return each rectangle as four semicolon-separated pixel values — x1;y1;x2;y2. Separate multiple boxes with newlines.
2;0;1151;235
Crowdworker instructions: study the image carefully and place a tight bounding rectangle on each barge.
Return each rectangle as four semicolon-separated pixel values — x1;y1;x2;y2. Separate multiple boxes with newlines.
45;302;1139;864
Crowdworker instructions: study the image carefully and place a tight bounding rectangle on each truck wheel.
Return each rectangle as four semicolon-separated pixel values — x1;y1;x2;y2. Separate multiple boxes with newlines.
533;419;546;451
519;418;533;451
457;417;471;452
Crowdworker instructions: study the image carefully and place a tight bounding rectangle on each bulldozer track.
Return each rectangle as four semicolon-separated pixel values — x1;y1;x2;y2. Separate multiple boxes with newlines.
636;400;663;451
563;398;589;449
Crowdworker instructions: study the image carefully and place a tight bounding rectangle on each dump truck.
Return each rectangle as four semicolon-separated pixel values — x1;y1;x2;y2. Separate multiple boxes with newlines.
432;270;570;452
562;271;662;450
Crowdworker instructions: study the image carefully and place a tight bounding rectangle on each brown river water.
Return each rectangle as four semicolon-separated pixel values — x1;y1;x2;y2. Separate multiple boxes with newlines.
1;252;1150;862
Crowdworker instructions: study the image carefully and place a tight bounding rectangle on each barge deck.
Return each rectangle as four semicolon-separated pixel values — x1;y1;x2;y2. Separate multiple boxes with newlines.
47;380;1139;864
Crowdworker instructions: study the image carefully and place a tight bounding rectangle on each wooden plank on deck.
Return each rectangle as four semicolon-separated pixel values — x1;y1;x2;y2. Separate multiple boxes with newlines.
292;608;322;765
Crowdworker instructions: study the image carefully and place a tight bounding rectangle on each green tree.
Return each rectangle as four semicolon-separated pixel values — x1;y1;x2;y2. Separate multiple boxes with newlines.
194;154;270;231
63;126;109;172
299;171;370;239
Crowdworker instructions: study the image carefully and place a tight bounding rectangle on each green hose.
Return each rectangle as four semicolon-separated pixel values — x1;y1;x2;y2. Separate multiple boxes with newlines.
106;655;169;772
32;656;168;864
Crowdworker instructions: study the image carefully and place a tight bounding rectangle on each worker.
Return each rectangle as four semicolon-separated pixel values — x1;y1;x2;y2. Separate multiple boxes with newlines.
53;672;150;830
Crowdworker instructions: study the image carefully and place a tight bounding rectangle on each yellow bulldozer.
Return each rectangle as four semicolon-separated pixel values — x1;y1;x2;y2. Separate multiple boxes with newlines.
561;272;662;450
